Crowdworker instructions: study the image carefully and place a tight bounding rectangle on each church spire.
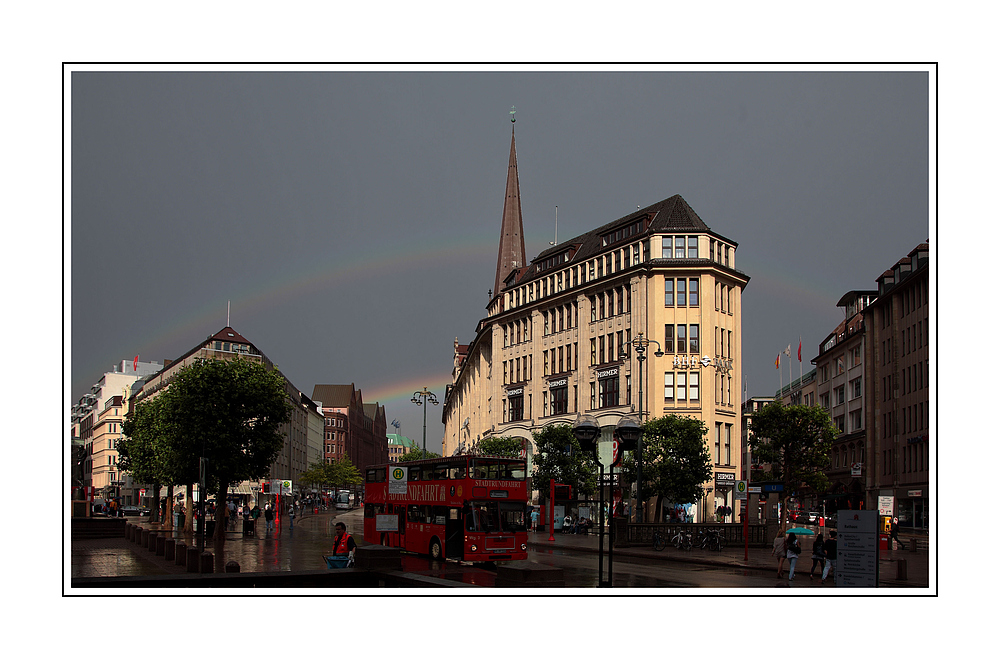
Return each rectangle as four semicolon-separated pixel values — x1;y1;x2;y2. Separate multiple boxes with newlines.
494;112;526;300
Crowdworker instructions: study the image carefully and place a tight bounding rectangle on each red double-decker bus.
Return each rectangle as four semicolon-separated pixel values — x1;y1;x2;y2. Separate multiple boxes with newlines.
363;455;529;562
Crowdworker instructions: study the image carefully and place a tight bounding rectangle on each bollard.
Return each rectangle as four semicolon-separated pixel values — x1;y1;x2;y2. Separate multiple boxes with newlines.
225;560;240;573
910;538;919;552
164;538;176;562
148;532;158;552
186;546;200;573
140;528;149;546
199;551;214;573
175;542;187;567
155;534;166;556
124;523;131;539
896;559;908;581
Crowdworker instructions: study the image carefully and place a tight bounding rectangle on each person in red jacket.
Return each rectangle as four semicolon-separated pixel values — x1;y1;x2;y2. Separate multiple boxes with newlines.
332;522;357;559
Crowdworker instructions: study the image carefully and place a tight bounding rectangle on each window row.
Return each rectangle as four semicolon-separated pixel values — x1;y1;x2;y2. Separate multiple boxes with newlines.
590;374;629;410
716;283;734;313
590;331;630;366
883;443;927;475
902;320;926;356
713;423;734;466
665;277;699;307
664;324;700;354
602;218;647;247
506;243;644;310
664;371;700;402
709;238;732;268
503;317;531;347
542;384;572;417
662;235;699;259
590;286;630;321
503;355;533;384
544;302;578;335
831;442;864;468
543;343;577;375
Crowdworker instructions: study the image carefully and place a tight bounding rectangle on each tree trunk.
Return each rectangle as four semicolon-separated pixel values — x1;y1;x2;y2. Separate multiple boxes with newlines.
151;482;161;525
214;481;230;549
163;484;174;530
184;484;194;533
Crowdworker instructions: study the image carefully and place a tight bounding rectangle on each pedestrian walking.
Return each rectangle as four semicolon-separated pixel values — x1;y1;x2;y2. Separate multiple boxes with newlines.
289;504;295;530
264;503;274;533
530;507;539;531
821;530;837;583
785;532;801;581
808;533;826;579
890;517;906;550
772;532;787;578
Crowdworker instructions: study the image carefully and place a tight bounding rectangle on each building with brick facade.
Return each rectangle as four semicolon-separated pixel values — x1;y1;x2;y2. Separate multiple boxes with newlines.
311;384;388;473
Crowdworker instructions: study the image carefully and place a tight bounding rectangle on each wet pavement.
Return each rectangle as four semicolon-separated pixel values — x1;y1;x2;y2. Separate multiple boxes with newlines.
71;511;931;590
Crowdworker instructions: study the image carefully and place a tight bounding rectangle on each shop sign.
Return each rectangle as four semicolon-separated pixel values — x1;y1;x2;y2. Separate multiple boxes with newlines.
715;472;736;488
907;490;923;497
507;387;523;397
596;367;619;379
672;355;734;372
548;378;567;388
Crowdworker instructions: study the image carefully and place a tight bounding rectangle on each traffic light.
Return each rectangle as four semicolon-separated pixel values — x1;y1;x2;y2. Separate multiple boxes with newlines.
262;481;270;493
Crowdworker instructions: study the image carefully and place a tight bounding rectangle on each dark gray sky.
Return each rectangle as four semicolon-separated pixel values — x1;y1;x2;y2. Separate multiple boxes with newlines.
70;68;929;448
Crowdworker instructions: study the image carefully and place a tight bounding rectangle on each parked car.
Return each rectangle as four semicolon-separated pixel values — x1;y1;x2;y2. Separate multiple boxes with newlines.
807;511;820;524
122;505;150;517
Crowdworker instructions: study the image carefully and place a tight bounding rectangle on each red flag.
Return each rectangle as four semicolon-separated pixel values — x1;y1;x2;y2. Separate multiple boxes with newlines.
797;339;802;362
133;355;138;371
775;354;780;369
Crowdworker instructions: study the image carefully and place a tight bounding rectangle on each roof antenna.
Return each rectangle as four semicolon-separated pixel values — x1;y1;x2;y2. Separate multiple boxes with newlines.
227;300;230;327
549;206;558;246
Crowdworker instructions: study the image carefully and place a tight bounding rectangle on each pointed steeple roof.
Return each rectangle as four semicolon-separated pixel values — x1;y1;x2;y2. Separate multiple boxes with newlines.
494;126;527;298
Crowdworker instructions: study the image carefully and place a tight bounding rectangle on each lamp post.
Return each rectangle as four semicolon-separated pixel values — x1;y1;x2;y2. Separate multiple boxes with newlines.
410;387;439;454
619;331;663;524
573;414;609;586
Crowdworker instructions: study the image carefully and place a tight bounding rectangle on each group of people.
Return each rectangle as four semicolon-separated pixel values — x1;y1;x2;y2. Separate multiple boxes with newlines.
562;514;593;534
773;530;838;583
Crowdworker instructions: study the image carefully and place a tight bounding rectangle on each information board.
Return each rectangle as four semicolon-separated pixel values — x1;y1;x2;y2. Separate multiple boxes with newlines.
389;465;408;494
376;514;399;532
836;509;878;587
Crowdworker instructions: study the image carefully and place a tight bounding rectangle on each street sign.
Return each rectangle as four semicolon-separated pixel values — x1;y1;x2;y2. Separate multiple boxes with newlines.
748;486;761;494
389;465;408;494
878;496;894;516
762;483;783;493
734;480;747;500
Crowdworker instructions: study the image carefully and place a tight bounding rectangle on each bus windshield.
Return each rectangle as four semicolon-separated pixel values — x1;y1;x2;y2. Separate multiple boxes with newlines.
466;501;527;533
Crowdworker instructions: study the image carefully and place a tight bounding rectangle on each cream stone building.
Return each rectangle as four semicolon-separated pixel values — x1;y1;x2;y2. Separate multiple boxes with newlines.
443;127;750;521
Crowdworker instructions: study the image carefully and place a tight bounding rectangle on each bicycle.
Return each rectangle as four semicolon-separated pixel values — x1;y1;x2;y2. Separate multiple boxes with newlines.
670;527;693;550
652;530;667;551
698;528;726;552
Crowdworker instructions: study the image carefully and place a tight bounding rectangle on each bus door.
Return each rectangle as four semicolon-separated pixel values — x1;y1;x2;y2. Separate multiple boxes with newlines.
445;507;463;558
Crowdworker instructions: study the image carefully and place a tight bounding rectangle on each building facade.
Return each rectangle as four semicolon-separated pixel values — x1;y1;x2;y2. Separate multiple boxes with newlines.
863;243;930;531
132;326;324;503
387;433;418;462
443;127;750;521
312;384;388;473
71;359;163;510
810;290;877;512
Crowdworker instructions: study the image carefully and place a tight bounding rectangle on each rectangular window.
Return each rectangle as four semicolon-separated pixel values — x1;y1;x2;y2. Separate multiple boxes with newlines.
850;377;862;399
664;325;674;353
599;376;619;408
677;372;687;401
662;237;672;259
690;371;699;401
677;279;686;306
675;237;685;259
689;324;699;354
551;386;568;415
688;236;698;258
677;325;686;353
664;372;674;401
664;279;674;306
689;278;698;306
509;395;524;422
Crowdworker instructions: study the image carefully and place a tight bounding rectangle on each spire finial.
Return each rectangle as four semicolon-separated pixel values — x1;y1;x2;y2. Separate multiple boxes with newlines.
509;105;516;123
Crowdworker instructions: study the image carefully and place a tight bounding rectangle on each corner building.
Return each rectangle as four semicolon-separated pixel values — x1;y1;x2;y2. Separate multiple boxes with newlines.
443;128;749;521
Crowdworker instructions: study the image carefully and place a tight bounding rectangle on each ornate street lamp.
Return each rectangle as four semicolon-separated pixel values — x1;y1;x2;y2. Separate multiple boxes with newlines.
410;387;439;454
572;414;613;587
619;331;663;524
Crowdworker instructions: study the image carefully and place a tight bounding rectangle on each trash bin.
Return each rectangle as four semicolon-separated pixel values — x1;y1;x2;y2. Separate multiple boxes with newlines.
879;534;889;551
243;518;255;537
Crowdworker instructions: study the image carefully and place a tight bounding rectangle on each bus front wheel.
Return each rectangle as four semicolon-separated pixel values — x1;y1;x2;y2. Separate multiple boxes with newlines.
429;538;442;560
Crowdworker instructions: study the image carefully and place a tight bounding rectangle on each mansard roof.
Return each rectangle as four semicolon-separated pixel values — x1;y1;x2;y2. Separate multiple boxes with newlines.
511;194;728;290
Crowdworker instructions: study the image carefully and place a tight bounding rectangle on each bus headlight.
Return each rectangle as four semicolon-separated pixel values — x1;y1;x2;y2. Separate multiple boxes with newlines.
470;545;477;553
521;543;527;551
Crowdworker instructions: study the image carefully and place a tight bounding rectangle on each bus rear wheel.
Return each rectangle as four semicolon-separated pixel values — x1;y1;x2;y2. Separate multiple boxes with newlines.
429;538;442;560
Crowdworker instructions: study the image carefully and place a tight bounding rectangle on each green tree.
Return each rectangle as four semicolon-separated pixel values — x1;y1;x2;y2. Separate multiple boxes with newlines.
474;435;523;458
119;394;170;523
531;425;596;499
162;357;291;546
749;402;837;529
325;456;364;489
398;448;440;462
619;415;712;520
